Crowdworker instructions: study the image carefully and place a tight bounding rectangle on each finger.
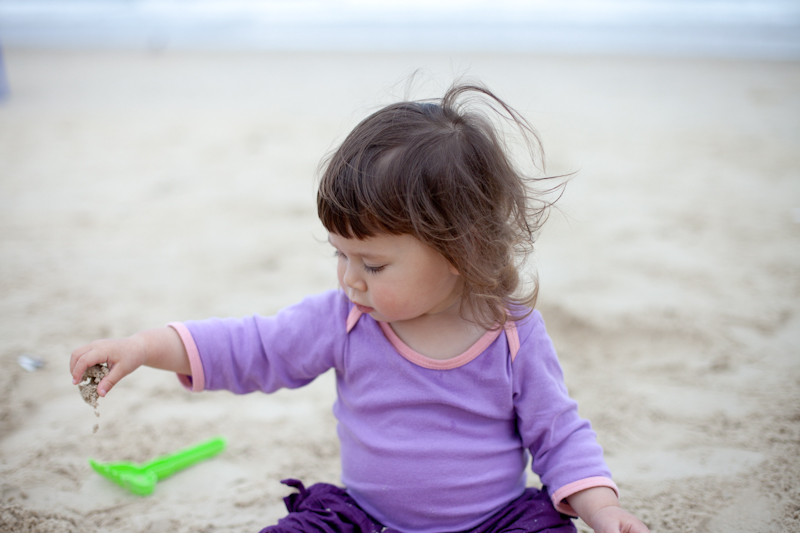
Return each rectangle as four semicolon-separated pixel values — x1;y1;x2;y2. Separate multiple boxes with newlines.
71;346;109;385
71;353;92;385
621;517;650;533
69;344;94;374
96;360;132;397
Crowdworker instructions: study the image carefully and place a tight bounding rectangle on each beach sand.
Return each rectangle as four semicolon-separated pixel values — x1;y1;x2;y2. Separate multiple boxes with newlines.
0;49;798;532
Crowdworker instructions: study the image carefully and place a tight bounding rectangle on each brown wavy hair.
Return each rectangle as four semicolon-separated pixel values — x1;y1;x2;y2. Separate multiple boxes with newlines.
317;82;562;329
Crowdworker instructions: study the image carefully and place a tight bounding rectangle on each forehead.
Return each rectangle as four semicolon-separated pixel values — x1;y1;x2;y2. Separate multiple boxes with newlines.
328;232;422;259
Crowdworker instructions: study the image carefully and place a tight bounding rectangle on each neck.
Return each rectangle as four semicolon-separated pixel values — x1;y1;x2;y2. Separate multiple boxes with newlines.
388;301;487;361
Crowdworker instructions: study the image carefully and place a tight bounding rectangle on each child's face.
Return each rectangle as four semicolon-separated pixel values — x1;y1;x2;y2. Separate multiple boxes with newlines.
329;232;462;324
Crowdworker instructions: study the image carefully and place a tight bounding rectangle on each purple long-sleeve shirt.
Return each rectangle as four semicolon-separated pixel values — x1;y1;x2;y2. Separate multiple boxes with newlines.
171;290;616;532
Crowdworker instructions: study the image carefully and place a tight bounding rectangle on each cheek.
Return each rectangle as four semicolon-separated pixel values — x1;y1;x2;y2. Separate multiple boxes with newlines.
370;285;413;317
336;261;346;288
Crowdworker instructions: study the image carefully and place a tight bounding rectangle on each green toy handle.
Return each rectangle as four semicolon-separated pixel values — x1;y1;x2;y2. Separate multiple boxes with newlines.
143;436;226;480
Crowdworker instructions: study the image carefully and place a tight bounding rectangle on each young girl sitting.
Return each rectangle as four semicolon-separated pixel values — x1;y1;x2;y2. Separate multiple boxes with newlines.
70;83;650;533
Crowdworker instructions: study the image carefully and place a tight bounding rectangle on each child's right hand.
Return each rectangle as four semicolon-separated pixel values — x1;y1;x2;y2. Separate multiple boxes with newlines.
70;327;190;397
70;335;148;397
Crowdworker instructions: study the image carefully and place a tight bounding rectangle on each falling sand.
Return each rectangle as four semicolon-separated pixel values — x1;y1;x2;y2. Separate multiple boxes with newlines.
79;364;108;433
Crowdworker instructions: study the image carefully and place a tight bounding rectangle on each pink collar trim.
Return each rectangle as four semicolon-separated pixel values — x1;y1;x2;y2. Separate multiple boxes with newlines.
345;306;520;369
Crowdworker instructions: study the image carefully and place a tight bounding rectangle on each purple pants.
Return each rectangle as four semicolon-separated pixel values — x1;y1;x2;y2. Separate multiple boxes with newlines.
260;479;577;533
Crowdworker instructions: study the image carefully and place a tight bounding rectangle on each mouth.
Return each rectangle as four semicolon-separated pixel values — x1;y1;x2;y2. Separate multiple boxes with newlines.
354;303;375;314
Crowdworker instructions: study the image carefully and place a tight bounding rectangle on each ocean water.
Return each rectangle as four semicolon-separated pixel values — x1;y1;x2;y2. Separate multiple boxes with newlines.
0;0;799;59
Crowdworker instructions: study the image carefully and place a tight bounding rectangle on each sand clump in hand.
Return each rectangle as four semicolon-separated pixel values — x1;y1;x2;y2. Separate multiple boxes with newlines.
79;364;108;433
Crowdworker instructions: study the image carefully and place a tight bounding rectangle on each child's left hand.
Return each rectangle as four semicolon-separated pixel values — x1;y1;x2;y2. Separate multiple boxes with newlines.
567;487;651;533
586;505;651;533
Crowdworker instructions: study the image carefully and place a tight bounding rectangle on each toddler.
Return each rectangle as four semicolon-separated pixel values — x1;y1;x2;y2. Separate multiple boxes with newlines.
70;83;650;533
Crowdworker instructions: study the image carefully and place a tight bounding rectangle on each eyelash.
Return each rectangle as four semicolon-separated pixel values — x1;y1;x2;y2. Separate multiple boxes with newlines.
333;250;385;274
363;264;385;274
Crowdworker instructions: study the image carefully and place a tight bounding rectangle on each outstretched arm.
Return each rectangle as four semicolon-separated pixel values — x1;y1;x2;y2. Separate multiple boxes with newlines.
70;327;190;397
567;487;651;533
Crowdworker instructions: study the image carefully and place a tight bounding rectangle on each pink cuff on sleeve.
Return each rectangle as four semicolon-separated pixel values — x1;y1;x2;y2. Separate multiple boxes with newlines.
551;476;620;517
167;322;205;392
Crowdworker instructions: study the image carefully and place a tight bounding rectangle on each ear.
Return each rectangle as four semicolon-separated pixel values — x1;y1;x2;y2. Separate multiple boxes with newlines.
449;264;461;276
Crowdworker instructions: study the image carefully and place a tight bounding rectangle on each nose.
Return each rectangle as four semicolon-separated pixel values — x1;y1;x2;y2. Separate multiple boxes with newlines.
343;264;367;293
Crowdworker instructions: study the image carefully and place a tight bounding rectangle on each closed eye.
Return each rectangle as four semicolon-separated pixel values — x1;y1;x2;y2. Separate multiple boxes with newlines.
363;264;385;274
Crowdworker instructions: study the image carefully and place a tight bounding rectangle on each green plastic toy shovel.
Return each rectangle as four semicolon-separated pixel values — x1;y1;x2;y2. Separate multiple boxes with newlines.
89;436;226;496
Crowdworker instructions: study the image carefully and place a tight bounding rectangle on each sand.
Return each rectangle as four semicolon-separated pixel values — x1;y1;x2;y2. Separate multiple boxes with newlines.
78;364;108;434
79;365;108;410
0;49;798;532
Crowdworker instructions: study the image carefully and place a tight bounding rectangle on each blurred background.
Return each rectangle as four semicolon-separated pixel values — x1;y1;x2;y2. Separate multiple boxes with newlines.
1;2;799;533
1;0;799;58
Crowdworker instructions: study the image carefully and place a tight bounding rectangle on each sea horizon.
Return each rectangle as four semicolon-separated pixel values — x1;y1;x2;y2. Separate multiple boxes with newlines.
1;0;799;59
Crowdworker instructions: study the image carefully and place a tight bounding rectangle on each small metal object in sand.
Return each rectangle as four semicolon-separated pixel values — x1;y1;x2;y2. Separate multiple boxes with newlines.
18;354;46;372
